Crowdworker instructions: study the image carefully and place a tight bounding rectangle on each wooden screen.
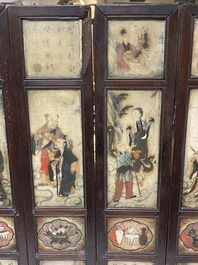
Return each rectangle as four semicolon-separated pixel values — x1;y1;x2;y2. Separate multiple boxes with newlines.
94;4;179;265
0;5;28;265
167;4;198;265
8;6;95;265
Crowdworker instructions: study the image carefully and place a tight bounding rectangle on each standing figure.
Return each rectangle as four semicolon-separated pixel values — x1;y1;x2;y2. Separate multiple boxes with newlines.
130;108;154;160
112;143;136;202
32;113;69;185
53;139;78;197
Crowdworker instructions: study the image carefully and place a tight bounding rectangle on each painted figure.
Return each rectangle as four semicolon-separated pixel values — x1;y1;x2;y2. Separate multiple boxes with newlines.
117;28;148;71
0;151;7;201
112;143;136;202
129;108;154;160
32;113;70;185
52;139;78;197
183;148;198;198
107;91;158;207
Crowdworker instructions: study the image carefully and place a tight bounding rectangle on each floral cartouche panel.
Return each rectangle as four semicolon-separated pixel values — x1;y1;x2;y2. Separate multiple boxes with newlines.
40;261;85;265
107;218;156;253
108;20;165;79
23;20;82;79
0;217;16;251
28;90;83;207
0;91;12;207
37;217;85;252
191;19;198;77
182;90;198;208
0;261;18;265
178;218;198;254
107;90;161;208
107;261;154;265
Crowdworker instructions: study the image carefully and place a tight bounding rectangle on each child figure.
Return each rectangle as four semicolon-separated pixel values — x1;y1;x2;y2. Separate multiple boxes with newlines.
112;143;136;202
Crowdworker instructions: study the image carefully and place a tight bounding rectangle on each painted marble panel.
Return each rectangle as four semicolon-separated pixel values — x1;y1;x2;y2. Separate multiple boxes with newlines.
37;217;85;252
0;261;18;265
107;218;156;253
108;261;154;265
177;262;198;265
182;90;198;208
0;217;16;251
178;218;198;254
23;20;82;78
28;90;84;207
107;90;161;208
108;20;165;79
191;19;198;77
0;91;12;207
40;261;85;265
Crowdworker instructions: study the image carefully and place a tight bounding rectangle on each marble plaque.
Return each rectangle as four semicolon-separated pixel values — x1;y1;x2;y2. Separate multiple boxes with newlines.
28;90;84;207
0;217;16;251
0;261;18;265
0;91;12;207
191;19;198;77
107;217;156;253
107;90;161;208
107;261;154;265
108;20;165;79
37;217;85;252
39;262;85;265
177;262;198;265
179;218;198;254
23;20;82;78
182;90;198;208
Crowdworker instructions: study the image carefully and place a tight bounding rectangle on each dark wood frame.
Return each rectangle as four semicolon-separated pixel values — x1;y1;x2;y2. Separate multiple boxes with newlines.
0;5;28;265
167;4;198;265
94;4;179;265
3;3;198;265
8;5;95;265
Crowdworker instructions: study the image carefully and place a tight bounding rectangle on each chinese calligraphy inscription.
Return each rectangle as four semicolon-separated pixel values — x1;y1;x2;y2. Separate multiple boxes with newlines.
23;20;82;78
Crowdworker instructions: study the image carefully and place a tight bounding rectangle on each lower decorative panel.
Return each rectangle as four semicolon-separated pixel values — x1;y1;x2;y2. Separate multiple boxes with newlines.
0;217;16;251
37;217;85;252
179;218;198;254
107;217;156;253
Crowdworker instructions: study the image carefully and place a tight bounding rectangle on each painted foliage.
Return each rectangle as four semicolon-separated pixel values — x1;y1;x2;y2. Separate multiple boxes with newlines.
108;218;156;253
182;90;198;208
28;90;84;207
37;217;85;252
23;20;82;79
107;90;161;208
0;91;12;207
108;20;165;79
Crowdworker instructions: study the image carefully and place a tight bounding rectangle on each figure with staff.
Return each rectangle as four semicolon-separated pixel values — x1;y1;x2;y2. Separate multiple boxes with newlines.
51;138;78;197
